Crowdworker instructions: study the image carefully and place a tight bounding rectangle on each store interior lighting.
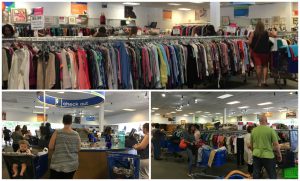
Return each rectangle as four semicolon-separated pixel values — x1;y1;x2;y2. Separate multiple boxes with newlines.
227;101;240;105
122;2;140;6
257;102;273;106
122;108;136;111
217;94;233;99
178;8;191;11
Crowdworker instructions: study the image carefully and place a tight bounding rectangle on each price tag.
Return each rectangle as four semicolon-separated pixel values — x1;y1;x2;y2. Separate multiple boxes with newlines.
31;15;44;30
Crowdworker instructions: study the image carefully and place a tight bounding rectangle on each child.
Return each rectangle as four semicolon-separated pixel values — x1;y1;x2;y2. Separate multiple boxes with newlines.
12;140;32;177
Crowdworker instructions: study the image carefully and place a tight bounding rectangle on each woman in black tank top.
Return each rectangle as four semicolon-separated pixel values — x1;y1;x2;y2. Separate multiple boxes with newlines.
247;21;277;87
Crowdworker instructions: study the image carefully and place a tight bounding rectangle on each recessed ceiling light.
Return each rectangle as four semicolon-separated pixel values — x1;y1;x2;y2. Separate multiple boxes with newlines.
104;110;114;112
263;107;274;110
95;105;100;108
178;8;191;11
161;93;166;97
289;92;293;95
189;113;194;115
122;2;140;6
168;3;181;6
34;106;49;109
183;114;189;117
57;91;65;94
171;112;176;114
257;102;272;106
217;94;233;99
123;109;136;111
155;113;160;116
227;101;240;105
238;106;249;109
152;108;159;110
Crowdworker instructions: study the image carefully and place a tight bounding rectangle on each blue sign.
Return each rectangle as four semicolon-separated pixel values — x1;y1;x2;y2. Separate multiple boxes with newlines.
37;91;105;108
85;116;96;121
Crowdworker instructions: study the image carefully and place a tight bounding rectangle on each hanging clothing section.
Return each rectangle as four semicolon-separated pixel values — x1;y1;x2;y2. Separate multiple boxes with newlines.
3;36;250;90
172;25;212;36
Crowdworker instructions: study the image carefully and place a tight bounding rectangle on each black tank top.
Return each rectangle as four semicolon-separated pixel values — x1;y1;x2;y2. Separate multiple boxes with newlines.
251;31;270;53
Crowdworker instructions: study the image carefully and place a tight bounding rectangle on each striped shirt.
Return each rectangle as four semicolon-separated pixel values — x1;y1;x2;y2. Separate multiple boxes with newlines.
50;129;80;173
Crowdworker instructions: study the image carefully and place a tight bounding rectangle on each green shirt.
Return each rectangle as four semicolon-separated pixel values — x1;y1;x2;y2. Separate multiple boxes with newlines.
251;125;278;159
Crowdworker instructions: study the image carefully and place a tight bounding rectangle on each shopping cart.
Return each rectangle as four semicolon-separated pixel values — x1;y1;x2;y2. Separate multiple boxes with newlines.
160;139;184;161
2;152;48;179
107;152;140;179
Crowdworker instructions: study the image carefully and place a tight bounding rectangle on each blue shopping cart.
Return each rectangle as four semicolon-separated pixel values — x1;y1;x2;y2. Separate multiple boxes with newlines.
107;152;140;179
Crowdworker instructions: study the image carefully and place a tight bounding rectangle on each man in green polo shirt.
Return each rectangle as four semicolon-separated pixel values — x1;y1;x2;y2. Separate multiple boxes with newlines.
251;114;282;179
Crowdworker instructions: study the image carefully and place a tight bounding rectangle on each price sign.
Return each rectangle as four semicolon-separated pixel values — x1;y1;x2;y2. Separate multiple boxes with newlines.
31;15;44;30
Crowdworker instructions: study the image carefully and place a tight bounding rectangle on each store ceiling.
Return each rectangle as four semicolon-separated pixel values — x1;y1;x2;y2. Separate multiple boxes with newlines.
151;92;298;118
2;91;149;117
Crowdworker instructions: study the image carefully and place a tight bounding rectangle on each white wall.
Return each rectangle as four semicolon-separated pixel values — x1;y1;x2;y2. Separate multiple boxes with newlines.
151;115;212;124
103;109;149;125
220;2;293;30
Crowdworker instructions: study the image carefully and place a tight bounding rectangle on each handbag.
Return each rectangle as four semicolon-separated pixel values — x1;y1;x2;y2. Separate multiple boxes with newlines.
179;139;188;149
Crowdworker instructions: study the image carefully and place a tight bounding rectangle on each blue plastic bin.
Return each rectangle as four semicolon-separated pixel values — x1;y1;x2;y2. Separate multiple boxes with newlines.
107;152;140;179
198;149;226;167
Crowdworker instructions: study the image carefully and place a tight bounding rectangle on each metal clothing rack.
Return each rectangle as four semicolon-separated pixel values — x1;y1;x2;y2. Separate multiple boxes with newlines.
200;130;247;134
2;35;247;43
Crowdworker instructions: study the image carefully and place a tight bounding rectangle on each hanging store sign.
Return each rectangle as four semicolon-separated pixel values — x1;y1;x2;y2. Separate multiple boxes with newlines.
31;15;45;30
33;7;43;16
71;2;88;15
11;8;27;23
163;10;172;20
85;116;96;121
3;2;15;11
37;91;105;108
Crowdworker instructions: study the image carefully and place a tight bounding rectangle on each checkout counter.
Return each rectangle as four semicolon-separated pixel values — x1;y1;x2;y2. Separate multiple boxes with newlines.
74;147;131;179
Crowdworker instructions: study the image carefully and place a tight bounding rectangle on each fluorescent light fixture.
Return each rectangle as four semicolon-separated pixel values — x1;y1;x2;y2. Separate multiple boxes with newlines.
176;109;182;112
161;93;166;97
257;102;272;106
190;1;204;3
204;112;210;114
152;107;159;110
122;2;140;5
95;105;100;108
178;8;191;11
263;107;274;110
168;3;181;6
215;113;221;114
238;106;249;109
155;113;160;116
123;109;136;111
189;113;194;115
217;94;233;99
33;111;44;114
202;115;207;117
57;91;65;94
289;92;293;95
34;106;49;109
183;114;189;117
104;110;114;112
171;112;176;114
227;101;240;105
196;111;202;113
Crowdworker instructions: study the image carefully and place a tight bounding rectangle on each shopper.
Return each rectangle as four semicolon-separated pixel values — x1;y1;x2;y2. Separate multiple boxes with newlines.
49;115;81;179
11;125;24;152
102;127;113;149
133;123;149;179
3;127;12;146
247;21;276;87
203;25;217;36
2;24;15;38
128;26;138;37
152;123;163;160
12;140;32;177
21;125;28;136
251;115;282;179
244;126;254;175
94;26;107;37
183;125;196;177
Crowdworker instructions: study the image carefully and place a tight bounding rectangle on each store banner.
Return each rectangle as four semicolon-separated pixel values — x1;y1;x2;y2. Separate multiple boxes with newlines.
58;16;68;24
2;2;15;11
234;6;249;17
33;7;43;15
11;8;27;23
71;2;87;15
163;10;172;20
86;116;96;121
37;91;105;108
31;15;45;30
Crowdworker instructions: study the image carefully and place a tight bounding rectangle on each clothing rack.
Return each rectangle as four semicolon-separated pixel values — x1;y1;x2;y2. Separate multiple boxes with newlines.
200;130;247;134
2;35;247;43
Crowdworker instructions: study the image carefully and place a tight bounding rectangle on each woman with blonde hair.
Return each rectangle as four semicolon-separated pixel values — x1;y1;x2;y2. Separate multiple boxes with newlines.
247;21;276;87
